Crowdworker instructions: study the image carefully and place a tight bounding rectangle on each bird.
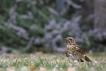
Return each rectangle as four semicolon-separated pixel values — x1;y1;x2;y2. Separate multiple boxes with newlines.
65;37;92;62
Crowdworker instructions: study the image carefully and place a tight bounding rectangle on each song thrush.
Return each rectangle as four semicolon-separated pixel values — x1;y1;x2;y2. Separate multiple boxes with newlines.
65;37;92;62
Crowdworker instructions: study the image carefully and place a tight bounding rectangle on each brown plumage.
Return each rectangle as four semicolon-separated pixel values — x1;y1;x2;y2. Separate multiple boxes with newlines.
65;37;92;62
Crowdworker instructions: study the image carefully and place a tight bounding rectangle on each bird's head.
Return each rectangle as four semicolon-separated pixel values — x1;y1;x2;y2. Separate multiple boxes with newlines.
65;37;75;44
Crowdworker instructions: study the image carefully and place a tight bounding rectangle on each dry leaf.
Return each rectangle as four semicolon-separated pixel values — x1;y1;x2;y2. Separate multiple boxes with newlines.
40;67;47;71
6;67;15;71
37;51;43;55
67;67;76;71
30;65;36;71
17;58;21;62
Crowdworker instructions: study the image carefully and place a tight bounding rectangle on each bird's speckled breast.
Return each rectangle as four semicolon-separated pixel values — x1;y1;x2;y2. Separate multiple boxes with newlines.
67;44;82;60
67;44;77;55
67;44;75;50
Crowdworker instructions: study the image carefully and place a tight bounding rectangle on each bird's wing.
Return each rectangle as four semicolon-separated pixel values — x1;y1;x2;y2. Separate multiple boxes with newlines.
66;49;73;57
66;51;69;57
75;45;84;54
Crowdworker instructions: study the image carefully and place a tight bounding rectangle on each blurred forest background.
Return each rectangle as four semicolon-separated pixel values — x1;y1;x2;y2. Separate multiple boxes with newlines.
0;0;106;54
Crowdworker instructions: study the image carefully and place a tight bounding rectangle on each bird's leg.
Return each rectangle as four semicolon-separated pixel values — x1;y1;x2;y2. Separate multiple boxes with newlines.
78;59;84;62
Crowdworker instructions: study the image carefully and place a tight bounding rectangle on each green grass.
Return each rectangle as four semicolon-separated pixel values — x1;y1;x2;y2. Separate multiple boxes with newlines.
0;53;106;71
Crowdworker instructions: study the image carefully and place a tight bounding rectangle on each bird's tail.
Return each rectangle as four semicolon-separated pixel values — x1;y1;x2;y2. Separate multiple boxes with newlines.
83;55;92;62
